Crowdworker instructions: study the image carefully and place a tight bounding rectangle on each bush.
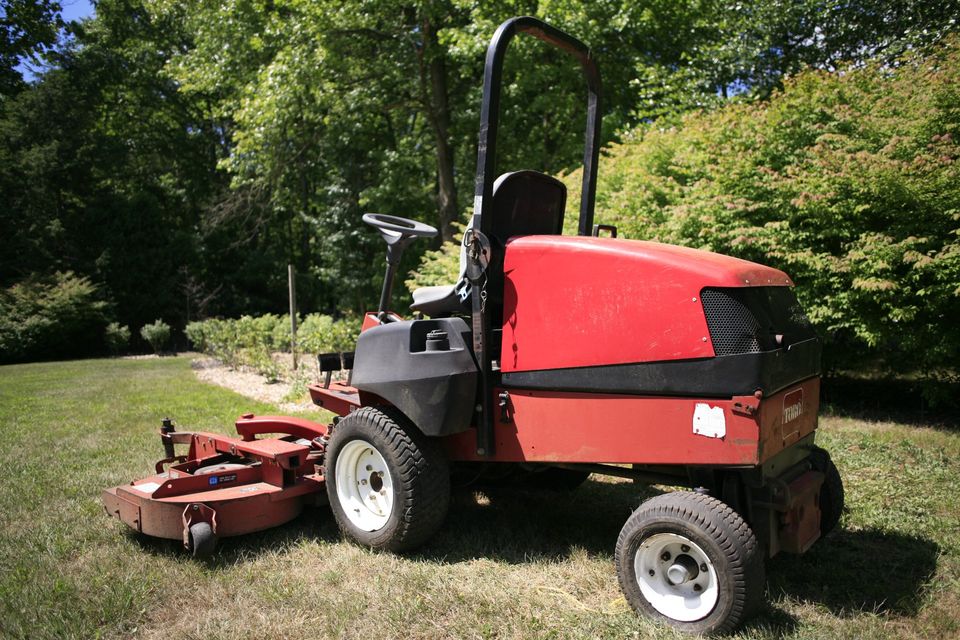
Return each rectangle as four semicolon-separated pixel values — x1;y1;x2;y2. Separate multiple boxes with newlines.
405;222;465;292
105;323;131;355
579;41;960;392
184;321;207;352
298;313;360;354
184;313;360;377
271;314;297;352
140;319;171;354
0;272;109;363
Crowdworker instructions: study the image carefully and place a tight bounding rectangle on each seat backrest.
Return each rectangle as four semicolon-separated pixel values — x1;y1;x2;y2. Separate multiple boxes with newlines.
489;170;566;244
480;171;566;321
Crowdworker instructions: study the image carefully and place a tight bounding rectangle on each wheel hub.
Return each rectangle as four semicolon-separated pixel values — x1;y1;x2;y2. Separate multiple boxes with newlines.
335;440;394;531
666;554;700;585
633;532;719;622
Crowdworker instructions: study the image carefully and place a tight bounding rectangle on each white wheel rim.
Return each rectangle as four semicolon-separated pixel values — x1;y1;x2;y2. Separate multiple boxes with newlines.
633;532;719;622
335;439;395;531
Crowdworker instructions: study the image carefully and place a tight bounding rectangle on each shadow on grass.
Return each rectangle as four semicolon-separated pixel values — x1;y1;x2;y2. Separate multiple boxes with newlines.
426;481;939;629
126;504;342;567
420;479;660;563
767;527;939;616
125;479;939;631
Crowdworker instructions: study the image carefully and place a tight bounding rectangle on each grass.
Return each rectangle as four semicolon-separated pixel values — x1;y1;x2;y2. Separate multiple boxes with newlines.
0;356;958;640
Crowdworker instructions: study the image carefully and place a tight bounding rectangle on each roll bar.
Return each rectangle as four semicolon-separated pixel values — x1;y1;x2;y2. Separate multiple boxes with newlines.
472;16;602;237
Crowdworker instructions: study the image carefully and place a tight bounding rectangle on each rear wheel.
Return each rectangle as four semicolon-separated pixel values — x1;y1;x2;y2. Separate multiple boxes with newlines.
616;491;764;635
325;406;450;551
809;445;844;537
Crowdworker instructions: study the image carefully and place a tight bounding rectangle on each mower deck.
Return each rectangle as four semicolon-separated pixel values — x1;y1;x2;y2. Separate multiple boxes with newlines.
102;414;329;554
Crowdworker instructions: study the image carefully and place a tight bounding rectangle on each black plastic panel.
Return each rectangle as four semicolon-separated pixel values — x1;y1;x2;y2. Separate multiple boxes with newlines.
352;318;478;436
501;337;821;398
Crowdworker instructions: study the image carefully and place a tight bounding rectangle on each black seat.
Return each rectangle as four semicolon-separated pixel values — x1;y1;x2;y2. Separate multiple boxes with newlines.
410;284;468;317
410;170;566;317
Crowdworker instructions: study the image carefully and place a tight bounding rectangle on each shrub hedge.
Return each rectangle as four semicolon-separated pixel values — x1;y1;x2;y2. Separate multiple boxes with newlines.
185;313;360;379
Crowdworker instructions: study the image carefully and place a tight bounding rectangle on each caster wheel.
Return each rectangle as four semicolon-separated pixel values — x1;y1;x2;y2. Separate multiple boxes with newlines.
188;522;217;559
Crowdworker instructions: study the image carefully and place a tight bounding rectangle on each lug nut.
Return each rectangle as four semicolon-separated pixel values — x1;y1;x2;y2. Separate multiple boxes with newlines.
693;584;702;592
681;544;690;553
361;479;367;485
660;551;671;561
648;569;655;576
700;563;708;572
366;465;372;471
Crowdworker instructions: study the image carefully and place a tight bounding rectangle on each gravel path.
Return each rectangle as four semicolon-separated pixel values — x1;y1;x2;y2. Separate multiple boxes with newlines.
191;356;321;414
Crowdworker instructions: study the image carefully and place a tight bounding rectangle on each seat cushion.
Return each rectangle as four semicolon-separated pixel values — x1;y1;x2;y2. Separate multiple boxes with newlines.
410;284;469;316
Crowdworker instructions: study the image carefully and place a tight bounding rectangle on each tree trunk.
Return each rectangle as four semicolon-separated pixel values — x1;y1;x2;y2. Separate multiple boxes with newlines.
419;17;458;242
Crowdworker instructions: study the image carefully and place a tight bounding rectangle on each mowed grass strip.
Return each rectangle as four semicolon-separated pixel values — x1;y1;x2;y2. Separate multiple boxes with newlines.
0;356;957;639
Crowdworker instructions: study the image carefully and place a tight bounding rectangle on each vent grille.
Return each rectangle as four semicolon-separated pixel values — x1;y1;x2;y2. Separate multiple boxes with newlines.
700;287;817;356
701;289;763;355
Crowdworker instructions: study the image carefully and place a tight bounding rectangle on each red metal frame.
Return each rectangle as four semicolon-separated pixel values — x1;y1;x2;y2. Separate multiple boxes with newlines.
312;376;819;467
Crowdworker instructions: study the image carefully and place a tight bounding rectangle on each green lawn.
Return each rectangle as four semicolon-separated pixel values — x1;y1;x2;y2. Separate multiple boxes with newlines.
0;356;957;639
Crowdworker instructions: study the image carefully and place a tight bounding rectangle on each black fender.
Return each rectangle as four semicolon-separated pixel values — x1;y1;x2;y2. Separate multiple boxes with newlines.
351;318;477;436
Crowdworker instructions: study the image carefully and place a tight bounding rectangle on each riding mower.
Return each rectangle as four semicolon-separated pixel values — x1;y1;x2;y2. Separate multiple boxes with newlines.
103;17;844;635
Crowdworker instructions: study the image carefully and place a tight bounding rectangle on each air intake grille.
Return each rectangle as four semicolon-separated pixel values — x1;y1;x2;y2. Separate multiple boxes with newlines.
700;286;816;356
701;289;763;355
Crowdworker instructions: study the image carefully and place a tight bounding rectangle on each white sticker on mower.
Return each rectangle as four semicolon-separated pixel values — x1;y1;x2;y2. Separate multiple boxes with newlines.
693;404;726;439
133;482;161;494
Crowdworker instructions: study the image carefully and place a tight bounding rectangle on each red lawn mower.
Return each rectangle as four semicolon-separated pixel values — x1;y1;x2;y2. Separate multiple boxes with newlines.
104;17;843;635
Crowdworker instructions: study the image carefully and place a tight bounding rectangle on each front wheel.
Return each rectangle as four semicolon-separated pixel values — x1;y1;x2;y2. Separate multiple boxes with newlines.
615;491;764;635
325;406;450;552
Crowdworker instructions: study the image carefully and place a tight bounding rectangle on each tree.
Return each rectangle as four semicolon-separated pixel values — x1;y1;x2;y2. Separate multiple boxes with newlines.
0;0;227;335
0;0;63;95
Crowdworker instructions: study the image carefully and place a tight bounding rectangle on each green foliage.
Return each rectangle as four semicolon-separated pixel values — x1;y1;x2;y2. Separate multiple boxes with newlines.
0;271;108;363
184;321;207;352
187;312;360;378
0;0;64;95
405;221;464;292
1;0;227;336
297;313;360;354
555;39;960;394
104;322;130;355
139;319;171;354
4;0;959;369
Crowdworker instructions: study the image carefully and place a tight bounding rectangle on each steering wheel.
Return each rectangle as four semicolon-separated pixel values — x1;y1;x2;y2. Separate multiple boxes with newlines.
362;213;438;241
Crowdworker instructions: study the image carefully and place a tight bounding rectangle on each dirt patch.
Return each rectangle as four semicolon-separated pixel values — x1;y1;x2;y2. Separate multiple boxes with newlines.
191;356;321;413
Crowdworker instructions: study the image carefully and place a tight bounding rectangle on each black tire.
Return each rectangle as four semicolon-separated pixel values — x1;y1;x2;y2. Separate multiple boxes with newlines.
188;522;217;559
525;467;591;491
615;491;764;636
325;406;450;552
808;445;844;537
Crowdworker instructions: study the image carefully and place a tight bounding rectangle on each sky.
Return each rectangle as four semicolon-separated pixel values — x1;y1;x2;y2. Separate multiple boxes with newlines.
60;0;95;22
15;0;97;81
